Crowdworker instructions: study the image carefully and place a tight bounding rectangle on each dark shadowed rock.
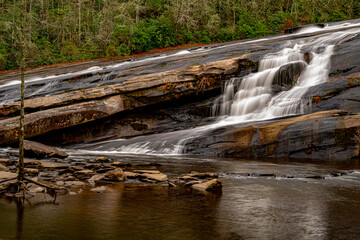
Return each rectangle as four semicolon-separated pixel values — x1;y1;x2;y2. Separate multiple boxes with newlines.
272;61;307;93
23;140;68;159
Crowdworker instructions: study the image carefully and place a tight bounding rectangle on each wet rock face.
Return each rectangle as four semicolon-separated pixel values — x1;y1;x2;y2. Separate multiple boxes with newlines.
272;61;307;93
305;77;360;114
183;110;360;160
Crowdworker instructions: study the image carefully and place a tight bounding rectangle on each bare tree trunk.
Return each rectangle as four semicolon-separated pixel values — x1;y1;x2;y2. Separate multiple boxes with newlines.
79;0;81;42
18;0;26;182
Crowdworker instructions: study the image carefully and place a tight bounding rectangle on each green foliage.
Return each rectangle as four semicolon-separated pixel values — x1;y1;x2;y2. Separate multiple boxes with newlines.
0;0;357;70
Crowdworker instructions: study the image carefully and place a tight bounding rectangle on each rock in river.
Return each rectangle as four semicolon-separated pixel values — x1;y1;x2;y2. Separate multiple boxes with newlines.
23;140;69;159
191;179;223;192
105;168;127;181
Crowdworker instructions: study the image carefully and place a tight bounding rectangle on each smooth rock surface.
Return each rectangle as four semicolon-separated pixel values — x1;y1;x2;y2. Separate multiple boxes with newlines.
23;140;69;159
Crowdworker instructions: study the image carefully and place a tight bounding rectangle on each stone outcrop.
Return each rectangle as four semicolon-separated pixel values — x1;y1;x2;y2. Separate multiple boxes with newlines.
183;110;360;160
0;56;252;145
23;140;69;159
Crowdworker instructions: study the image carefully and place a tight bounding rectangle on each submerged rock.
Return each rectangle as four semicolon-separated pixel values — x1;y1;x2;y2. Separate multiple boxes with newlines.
90;186;107;193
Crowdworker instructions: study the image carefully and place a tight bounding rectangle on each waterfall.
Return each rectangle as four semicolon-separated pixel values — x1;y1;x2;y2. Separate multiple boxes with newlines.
71;26;359;155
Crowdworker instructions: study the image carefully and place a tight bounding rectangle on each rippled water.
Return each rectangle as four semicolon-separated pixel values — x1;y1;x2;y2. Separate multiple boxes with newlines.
1;155;360;240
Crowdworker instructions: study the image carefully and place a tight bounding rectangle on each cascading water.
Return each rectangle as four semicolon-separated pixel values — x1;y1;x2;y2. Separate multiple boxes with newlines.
66;25;360;155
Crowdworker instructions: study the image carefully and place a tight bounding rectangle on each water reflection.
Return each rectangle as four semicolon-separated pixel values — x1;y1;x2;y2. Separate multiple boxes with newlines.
16;199;24;240
0;157;360;239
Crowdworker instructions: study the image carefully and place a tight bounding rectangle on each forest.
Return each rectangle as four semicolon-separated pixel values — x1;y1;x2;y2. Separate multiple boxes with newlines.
0;0;359;70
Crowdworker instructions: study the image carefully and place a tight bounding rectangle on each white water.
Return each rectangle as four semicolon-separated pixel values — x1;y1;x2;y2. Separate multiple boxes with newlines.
71;25;360;156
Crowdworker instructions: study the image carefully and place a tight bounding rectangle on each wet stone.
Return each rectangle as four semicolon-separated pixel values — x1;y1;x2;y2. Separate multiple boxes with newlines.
96;167;115;174
124;171;138;179
138;173;168;182
191;179;223;192
24;168;39;176
134;170;160;174
185;180;202;187
56;181;65;186
178;176;198;181
65;181;86;187
0;163;6;171
112;162;132;167
95;156;111;163
24;159;42;169
75;170;95;180
28;186;45;193
187;172;218;179
105;168;127;182
84;163;102;170
0;159;12;166
0;171;17;180
41;161;69;169
88;174;105;184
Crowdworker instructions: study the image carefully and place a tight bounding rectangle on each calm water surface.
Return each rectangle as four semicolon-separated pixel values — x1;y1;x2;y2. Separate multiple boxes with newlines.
1;155;360;240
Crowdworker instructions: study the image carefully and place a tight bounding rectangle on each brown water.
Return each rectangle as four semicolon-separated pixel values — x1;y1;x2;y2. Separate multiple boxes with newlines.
1;155;360;240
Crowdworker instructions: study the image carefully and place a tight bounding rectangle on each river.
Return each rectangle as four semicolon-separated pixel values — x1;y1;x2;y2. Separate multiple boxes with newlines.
1;154;360;240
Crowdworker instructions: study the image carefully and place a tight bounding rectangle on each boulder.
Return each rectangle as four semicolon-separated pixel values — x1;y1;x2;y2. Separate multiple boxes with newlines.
23;140;69;159
272;61;307;93
191;179;223;192
105;168;127;181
